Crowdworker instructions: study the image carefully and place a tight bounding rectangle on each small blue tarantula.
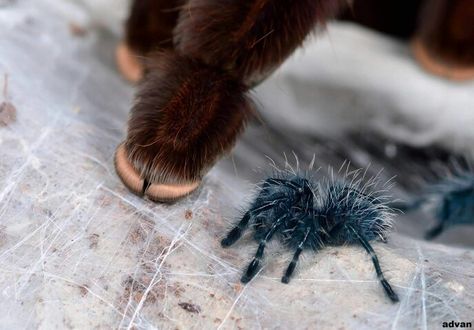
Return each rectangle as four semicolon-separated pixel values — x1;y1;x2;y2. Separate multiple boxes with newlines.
221;171;399;303
398;168;474;240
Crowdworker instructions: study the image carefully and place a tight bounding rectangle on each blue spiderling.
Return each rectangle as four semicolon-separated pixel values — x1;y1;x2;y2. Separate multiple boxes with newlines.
398;170;474;240
221;170;398;303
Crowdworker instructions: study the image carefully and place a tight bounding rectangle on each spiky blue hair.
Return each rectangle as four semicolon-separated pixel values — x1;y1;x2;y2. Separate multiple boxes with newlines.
318;180;394;245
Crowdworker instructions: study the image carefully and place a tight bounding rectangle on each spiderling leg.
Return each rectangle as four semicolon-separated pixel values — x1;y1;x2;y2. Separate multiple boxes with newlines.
282;225;312;284
221;198;283;247
347;225;399;303
282;191;315;283
221;213;252;248
425;223;444;240
241;214;288;283
425;195;451;239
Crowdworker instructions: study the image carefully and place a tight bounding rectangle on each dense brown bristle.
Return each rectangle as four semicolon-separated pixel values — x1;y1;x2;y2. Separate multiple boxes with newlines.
125;0;183;55
175;0;345;85
124;51;253;184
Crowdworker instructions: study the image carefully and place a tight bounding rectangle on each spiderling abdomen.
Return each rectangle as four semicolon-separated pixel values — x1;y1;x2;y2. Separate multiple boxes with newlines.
318;182;393;245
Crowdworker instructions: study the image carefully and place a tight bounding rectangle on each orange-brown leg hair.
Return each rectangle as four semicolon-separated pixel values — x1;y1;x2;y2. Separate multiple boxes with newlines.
175;0;345;85
413;0;474;81
117;0;183;82
116;0;345;202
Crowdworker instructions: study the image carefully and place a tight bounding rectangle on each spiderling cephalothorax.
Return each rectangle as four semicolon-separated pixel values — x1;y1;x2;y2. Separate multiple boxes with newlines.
221;169;399;303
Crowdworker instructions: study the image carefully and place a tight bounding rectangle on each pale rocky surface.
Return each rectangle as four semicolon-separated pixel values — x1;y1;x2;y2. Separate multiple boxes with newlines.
0;1;473;329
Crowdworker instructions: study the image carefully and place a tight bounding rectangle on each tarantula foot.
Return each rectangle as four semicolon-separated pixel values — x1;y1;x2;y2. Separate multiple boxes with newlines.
221;228;243;247
424;224;444;240
241;259;260;283
240;275;251;284
116;42;144;83
114;143;200;202
381;279;400;303
221;238;234;248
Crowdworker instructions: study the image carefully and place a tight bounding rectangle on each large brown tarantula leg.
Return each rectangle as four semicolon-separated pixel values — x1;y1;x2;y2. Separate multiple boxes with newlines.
412;0;474;81
175;0;345;85
115;0;345;202
117;0;183;82
117;51;253;202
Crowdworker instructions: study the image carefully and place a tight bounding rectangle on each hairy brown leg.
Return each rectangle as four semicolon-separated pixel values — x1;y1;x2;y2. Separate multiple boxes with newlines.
175;0;345;85
126;0;184;54
117;0;345;202
117;0;183;82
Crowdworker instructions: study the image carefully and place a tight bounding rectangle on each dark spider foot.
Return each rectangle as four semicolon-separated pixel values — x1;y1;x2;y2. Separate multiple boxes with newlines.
240;275;251;284
241;259;260;283
221;228;242;247
424;224;444;240
281;256;299;284
281;276;291;284
381;279;400;303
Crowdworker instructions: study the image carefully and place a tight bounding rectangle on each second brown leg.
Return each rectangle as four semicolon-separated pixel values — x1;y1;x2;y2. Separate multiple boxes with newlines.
117;0;183;82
